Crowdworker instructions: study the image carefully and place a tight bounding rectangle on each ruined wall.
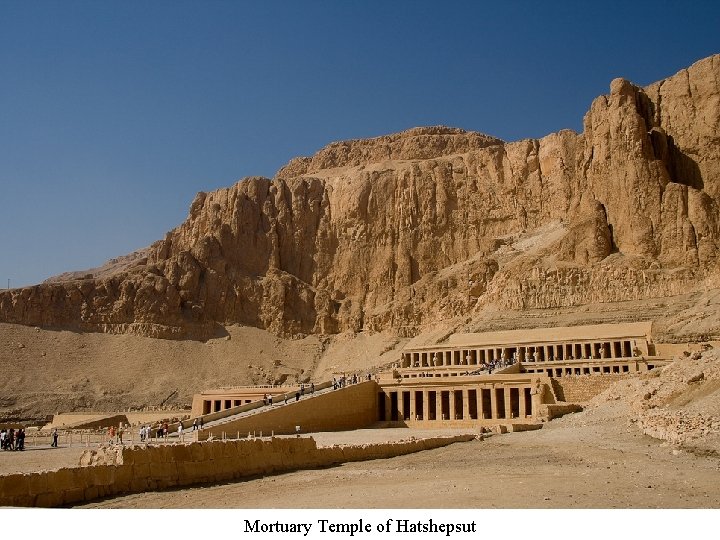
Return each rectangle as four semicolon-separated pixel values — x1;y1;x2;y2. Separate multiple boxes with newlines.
553;374;632;403
200;381;379;439
0;434;475;507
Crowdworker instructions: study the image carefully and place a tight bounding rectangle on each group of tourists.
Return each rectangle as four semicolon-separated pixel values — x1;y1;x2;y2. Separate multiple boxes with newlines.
333;373;370;390
0;428;26;451
106;425;126;444
260;382;319;407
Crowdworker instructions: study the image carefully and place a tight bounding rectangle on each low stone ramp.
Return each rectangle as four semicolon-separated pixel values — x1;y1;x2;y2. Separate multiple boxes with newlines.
56;414;130;430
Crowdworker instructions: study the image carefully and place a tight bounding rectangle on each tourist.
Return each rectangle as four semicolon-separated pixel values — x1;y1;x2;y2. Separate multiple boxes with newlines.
200;418;204;430
18;428;25;450
178;423;183;442
284;393;288;404
118;425;124;445
295;391;300;402
192;418;198;431
163;422;169;439
51;428;59;447
311;383;315;394
263;394;268;406
268;395;273;406
0;429;6;450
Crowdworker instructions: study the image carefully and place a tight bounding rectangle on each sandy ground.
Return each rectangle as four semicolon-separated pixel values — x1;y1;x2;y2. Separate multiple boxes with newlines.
0;446;86;476
65;415;720;509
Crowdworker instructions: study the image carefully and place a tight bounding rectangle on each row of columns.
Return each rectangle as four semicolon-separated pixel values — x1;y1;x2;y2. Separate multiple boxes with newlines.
203;398;253;414
401;339;637;368
379;386;535;422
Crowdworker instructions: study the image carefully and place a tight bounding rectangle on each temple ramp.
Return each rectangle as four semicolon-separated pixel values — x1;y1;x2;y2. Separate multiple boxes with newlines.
197;381;380;439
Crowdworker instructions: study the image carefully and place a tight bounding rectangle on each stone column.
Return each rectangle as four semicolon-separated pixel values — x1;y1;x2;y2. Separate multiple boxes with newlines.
519;387;527;418
409;390;416;421
490;387;498;419
532;382;543;415
504;387;512;419
462;389;470;420
449;390;456;421
436;391;443;421
423;390;429;421
477;387;485;419
384;392;392;422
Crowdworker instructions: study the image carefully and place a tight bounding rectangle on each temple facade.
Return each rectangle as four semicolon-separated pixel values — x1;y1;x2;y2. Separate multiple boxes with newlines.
376;322;667;427
190;322;670;431
191;385;298;417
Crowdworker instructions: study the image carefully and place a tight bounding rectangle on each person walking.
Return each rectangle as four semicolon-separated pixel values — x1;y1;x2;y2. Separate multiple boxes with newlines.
51;428;59;447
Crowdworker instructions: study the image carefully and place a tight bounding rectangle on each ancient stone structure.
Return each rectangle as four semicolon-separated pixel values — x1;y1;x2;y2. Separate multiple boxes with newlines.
378;322;668;427
399;322;658;376
0;55;718;342
191;385;298;416
190;323;669;432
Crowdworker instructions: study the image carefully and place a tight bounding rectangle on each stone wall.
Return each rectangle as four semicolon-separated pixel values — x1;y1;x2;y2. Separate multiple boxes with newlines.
0;434;475;507
553;374;631;403
199;381;380;439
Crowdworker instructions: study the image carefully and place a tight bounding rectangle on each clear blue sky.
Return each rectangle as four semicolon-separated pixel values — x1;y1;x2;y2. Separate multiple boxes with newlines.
1;1;719;288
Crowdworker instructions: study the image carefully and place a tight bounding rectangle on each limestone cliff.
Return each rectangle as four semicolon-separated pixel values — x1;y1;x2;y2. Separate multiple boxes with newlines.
1;55;719;340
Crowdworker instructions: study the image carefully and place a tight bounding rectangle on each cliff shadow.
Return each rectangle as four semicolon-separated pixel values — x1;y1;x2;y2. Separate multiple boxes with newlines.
668;135;704;190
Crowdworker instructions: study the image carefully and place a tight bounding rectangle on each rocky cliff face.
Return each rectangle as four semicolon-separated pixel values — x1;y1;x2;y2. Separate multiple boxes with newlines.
2;55;719;340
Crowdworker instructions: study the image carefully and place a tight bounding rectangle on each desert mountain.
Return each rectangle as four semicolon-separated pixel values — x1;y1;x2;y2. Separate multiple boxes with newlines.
2;55;719;343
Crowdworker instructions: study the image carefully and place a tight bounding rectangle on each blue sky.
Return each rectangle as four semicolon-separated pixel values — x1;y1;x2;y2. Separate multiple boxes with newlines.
1;1;719;287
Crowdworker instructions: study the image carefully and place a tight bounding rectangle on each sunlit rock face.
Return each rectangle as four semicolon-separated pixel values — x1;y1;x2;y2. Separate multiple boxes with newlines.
2;56;719;339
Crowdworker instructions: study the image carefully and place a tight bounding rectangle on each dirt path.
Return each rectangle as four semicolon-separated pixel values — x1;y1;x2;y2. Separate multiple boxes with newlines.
76;414;720;509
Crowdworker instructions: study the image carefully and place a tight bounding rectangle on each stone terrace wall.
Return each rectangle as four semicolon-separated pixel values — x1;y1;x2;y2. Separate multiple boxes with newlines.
0;434;474;507
552;374;631;403
200;381;380;439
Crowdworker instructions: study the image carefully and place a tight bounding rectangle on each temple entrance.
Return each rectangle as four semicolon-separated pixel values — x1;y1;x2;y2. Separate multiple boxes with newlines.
390;392;398;421
495;388;506;419
481;389;492;419
468;389;478;420
428;392;437;420
441;391;450;420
